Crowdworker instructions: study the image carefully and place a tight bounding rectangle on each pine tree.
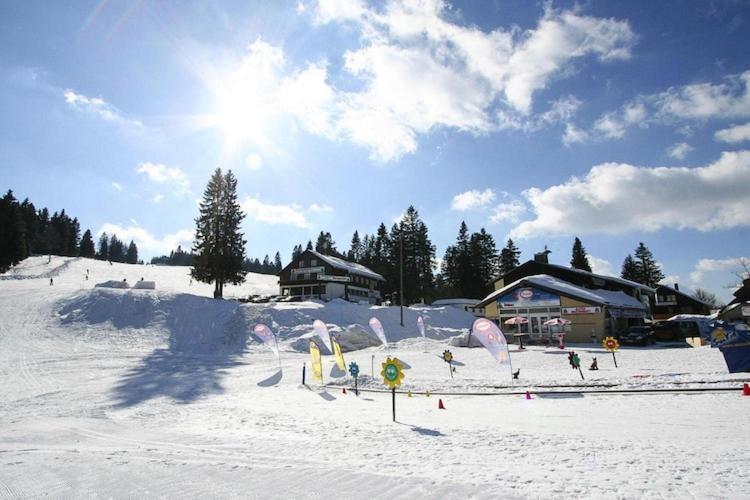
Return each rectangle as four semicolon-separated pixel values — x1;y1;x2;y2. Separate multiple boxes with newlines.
315;231;338;256
306;240;313;251
109;234;125;262
348;230;362;262
97;233;109;261
620;254;638;281
498;238;521;276
79;229;96;258
633;242;664;288
570;236;592;272
470;228;498;296
291;244;302;262
0;190;28;271
274;252;282;272
125;241;138;264
191;168;247;298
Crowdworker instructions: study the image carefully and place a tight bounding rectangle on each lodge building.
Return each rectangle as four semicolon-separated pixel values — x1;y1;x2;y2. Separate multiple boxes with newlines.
278;249;385;304
477;253;655;343
652;284;713;320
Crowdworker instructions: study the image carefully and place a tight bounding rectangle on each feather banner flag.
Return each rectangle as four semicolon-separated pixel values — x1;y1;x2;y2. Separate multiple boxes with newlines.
309;341;323;382
313;319;333;353
332;337;346;371
471;318;513;376
368;317;388;346
253;323;280;364
417;316;426;339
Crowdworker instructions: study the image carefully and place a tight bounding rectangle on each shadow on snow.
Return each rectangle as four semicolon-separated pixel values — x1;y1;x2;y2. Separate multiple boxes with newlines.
59;288;254;407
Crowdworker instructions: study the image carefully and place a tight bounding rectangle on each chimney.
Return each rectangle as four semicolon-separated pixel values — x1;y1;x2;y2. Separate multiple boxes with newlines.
534;246;551;264
674;283;679;291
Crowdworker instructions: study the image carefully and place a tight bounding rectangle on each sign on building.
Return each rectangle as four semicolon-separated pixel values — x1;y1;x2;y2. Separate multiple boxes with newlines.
498;287;560;307
562;306;601;315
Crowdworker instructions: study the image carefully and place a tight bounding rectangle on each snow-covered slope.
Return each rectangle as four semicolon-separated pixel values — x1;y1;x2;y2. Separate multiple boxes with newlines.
1;256;749;498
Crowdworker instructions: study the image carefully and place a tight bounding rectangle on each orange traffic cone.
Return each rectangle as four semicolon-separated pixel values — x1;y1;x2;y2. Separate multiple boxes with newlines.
342;387;347;394
525;391;532;400
742;383;750;396
438;398;446;409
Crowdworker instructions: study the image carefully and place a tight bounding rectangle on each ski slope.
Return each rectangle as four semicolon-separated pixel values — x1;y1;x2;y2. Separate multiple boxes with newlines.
0;257;749;498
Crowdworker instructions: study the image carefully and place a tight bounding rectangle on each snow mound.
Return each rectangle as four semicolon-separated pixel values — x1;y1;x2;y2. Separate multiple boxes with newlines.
95;280;130;289
58;289;254;356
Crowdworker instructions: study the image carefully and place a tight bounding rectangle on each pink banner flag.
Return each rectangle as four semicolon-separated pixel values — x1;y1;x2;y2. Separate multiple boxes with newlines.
368;317;388;346
253;323;280;361
417;316;426;338
312;319;333;353
471;318;512;374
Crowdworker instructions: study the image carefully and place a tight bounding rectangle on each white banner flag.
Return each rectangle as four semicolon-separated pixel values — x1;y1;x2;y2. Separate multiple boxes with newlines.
368;317;388;346
312;319;333;353
472;318;512;374
253;323;280;361
417;316;426;338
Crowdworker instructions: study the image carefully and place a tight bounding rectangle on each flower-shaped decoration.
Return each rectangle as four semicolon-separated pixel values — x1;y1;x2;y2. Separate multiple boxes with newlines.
381;357;405;389
603;336;620;352
442;350;453;363
348;361;360;378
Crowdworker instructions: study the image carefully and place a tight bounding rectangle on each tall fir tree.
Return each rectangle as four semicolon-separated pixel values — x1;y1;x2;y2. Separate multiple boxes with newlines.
633;242;664;288
315;231;338;256
291;244;302;262
570;236;592;272
109;234;125;262
125;241;138;264
498;238;521;277
347;230;362;262
306;240;313;251
79;229;96;258
273;252;283;272
191;168;247;298
620;254;639;282
96;233;109;261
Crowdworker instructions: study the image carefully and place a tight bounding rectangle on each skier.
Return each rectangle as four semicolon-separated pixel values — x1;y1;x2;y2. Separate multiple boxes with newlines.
49;278;53;286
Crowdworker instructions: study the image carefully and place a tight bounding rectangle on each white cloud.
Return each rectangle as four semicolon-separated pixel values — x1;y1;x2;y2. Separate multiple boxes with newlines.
63;89;142;127
151;193;164;204
451;189;496;211
715;122;750;143
689;257;747;285
136;162;190;193
667;142;694;160
308;203;333;213
489;200;527;224
273;2;635;161
241;196;310;228
111;181;123;191
562;123;589;145
245;153;264;170
510;150;750;238
584;70;750;142
659;274;681;287
97;224;193;256
589;256;613;277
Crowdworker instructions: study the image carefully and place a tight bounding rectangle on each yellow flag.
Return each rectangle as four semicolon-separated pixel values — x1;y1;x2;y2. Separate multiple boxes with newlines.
332;338;346;371
310;342;323;382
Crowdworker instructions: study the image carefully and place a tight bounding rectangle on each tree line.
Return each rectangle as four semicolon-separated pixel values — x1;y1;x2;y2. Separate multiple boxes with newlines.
150;244;283;275
0;189;138;271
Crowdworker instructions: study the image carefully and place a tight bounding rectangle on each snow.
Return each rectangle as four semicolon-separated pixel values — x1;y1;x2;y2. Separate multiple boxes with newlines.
308;250;385;281
1;256;749;498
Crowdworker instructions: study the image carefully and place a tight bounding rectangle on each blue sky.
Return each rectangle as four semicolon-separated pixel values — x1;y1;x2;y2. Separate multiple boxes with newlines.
1;0;749;302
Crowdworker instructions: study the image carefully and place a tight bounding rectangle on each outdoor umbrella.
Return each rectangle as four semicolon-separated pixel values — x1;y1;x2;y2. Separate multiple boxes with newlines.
544;318;571;349
504;316;529;335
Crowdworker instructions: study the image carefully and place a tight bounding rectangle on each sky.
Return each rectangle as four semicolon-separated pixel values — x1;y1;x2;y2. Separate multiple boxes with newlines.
1;0;749;303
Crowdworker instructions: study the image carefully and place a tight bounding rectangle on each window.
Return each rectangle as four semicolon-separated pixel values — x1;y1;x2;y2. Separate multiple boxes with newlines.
311;273;317;280
311;259;317;266
304;273;310;280
298;260;304;267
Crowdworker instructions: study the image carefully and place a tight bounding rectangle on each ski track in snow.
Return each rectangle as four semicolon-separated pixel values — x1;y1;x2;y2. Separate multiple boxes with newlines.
0;256;749;498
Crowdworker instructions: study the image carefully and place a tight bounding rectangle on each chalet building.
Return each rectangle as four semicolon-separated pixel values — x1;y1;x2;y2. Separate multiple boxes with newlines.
278;250;384;304
718;277;750;324
477;252;655;343
477;274;647;343
652;284;712;320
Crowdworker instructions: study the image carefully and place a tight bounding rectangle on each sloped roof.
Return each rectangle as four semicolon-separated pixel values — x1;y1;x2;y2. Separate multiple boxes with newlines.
656;284;713;307
309;250;385;281
541;262;656;293
432;298;482;306
478;274;646;310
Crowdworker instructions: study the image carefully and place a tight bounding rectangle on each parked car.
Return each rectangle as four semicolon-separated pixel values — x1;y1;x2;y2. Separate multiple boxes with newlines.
616;326;656;346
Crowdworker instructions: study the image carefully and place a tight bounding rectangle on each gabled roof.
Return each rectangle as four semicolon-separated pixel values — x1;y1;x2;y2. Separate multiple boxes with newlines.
655;284;713;308
500;260;655;294
309;250;385;281
478;274;646;310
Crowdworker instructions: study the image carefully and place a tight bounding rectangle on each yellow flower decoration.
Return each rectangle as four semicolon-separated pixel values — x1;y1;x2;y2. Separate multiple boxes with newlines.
711;327;727;343
603;336;620;352
381;357;406;389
